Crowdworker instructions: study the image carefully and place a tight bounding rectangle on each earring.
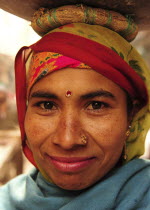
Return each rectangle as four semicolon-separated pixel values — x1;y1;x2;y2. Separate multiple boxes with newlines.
126;125;131;137
123;142;128;160
81;135;87;145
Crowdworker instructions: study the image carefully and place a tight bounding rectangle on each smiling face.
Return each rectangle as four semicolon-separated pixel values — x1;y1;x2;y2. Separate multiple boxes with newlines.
25;68;129;190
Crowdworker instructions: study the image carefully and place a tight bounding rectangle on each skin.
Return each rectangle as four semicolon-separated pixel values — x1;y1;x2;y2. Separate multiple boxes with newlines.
25;68;129;190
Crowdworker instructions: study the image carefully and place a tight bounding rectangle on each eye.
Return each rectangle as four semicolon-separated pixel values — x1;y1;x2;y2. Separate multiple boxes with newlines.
36;101;57;110
86;101;109;110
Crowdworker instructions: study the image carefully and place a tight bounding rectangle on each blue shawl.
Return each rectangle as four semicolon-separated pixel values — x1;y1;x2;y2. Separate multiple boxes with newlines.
1;159;150;210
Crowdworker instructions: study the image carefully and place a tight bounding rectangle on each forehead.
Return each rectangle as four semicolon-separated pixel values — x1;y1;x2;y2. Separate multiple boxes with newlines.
30;68;126;99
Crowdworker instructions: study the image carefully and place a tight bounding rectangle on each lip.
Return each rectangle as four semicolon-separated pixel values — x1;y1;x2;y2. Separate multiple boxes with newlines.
46;155;96;173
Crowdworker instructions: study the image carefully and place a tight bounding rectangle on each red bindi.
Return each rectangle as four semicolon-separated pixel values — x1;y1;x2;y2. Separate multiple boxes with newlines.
66;90;72;97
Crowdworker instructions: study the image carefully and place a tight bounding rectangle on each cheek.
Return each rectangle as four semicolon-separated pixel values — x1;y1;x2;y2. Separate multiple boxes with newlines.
85;113;127;149
24;112;53;148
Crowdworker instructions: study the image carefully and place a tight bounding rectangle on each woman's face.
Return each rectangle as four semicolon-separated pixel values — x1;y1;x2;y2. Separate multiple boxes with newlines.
25;68;129;190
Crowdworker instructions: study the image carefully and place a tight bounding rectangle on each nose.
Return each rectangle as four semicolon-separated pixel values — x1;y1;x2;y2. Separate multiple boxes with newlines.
52;109;85;150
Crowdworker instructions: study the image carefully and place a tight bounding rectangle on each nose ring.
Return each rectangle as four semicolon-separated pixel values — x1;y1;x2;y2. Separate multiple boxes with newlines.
81;135;87;145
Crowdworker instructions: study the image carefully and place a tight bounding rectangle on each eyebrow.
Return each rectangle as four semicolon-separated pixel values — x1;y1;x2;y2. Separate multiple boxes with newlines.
30;89;116;101
80;90;116;101
30;91;58;99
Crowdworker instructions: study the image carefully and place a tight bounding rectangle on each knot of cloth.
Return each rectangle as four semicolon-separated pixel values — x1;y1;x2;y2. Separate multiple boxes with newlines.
31;4;138;42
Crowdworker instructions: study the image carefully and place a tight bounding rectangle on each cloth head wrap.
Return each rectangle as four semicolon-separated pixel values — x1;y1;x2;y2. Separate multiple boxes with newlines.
26;52;91;98
15;23;150;167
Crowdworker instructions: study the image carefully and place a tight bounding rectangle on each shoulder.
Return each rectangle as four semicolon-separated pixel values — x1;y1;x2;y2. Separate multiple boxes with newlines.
115;158;150;209
105;158;150;186
120;158;150;175
121;158;150;186
0;168;38;210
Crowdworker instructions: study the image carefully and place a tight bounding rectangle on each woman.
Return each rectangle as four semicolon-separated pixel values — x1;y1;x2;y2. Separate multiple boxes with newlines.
0;5;150;209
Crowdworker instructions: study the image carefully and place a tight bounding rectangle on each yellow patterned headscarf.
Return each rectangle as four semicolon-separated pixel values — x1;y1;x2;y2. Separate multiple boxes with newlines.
15;22;150;166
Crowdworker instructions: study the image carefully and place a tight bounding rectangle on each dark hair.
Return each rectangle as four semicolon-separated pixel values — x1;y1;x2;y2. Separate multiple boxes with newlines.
126;93;134;117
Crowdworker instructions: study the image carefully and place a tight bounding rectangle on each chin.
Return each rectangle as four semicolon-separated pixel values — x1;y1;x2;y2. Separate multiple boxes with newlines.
55;180;89;191
51;174;98;191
